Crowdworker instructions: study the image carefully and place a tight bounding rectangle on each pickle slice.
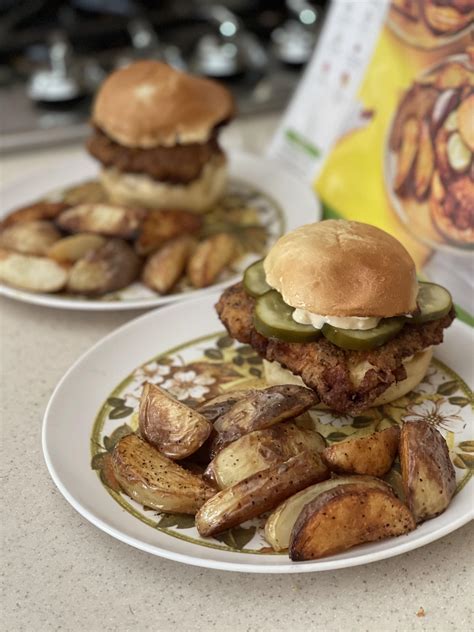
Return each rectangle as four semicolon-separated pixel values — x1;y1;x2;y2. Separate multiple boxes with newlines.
322;318;405;351
243;259;271;298
410;282;452;325
254;291;322;342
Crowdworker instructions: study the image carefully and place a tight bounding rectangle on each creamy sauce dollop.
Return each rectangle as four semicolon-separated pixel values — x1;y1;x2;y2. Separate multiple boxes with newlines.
292;308;380;331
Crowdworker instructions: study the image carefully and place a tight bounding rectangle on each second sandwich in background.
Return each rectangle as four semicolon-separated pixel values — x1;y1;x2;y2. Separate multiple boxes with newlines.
87;60;235;213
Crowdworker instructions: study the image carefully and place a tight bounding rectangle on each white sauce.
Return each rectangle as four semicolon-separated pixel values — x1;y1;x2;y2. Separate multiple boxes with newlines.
292;308;380;331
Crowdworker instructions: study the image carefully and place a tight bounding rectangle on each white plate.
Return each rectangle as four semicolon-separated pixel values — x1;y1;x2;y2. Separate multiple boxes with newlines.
1;151;320;311
43;293;474;573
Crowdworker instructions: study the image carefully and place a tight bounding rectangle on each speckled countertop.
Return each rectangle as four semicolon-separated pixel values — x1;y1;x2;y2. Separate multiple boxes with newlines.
1;116;473;632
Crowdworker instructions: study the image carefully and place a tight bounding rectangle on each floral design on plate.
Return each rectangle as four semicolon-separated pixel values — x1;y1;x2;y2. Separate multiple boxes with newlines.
91;332;473;554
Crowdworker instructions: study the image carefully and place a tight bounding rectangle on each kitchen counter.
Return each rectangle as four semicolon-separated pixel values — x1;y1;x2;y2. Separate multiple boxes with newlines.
1;116;473;632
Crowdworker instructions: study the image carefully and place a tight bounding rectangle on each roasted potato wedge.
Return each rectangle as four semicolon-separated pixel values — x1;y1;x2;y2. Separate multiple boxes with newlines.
400;421;456;523
139;382;212;460
390;85;438;151
424;4;473;37
0;249;68;292
1;201;69;229
67;238;140;296
212;385;319;454
197;389;257;423
458;94;474;152
142;235;196;294
434;127;452;182
414;121;435;200
112;434;215;514
187;232;237;289
196;450;330;537
289;483;416;561
47;233;106;263
57;203;145;238
0;220;61;256
322;427;400;477
394;117;420;194
205;422;326;489
135;209;202;255
265;475;392;551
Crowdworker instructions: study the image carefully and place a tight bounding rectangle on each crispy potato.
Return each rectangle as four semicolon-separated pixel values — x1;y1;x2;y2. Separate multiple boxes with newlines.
265;475;392;551
424;3;473;37
205;422;326;489
434;127;452;182
112;434;215;514
0;201;69;229
390;85;438;151
322;427;400;477
197;389;258;423
0;220;61;256
400;421;456;523
135;209;202;255
187;232;237;288
196;450;330;537
139;382;212;460
289;483;415;561
47;233;106;263
142;235;196;294
62;180;107;205
212;385;319;454
0;249;68;292
57;203;145;238
414;121;435;200
394;117;420;193
458;94;474;152
430;175;474;245
67;238;140;296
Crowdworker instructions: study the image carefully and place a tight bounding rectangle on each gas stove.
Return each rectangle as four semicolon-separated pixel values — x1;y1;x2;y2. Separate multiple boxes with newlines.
0;0;327;152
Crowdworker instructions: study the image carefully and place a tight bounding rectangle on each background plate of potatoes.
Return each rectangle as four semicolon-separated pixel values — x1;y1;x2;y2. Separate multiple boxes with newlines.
42;292;473;572
0;152;319;311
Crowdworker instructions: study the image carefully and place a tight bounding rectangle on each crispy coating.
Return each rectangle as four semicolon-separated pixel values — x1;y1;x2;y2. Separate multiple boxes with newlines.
215;283;455;414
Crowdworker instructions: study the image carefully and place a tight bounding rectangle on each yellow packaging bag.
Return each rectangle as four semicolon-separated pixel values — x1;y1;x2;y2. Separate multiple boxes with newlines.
269;0;473;324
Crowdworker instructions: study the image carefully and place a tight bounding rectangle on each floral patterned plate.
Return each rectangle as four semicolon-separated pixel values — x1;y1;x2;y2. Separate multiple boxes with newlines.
0;151;319;311
42;294;473;572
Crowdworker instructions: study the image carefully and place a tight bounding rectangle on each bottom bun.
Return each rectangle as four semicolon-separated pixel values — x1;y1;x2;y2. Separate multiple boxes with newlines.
263;347;433;410
100;155;227;213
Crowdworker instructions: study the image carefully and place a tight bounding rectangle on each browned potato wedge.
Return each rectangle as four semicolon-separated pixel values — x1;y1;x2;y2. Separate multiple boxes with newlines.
414;121;435;200
434;61;474;89
1;201;69;229
196;450;330;537
139;382;212;460
187;233;237;288
394;117;419;193
142;235;196;294
135;209;202;255
47;233;106;263
205;422;326;489
67;238;140;296
212;385;319;454
434;127;452;182
0;220;61;255
197;389;257;422
458;94;474;152
0;249;68;292
112;434;215;514
265;475;392;551
390;85;438;151
57;203;145;238
289;483;415;561
322;427;400;477
400;421;456;523
425;4;473;37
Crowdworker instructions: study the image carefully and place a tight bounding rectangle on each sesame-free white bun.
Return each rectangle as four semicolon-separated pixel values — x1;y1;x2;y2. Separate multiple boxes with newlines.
263;347;433;409
264;220;418;317
92;60;234;148
100;156;227;213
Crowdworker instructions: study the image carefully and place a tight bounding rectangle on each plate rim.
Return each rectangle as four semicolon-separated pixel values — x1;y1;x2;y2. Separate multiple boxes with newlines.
1;150;320;311
42;293;474;573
